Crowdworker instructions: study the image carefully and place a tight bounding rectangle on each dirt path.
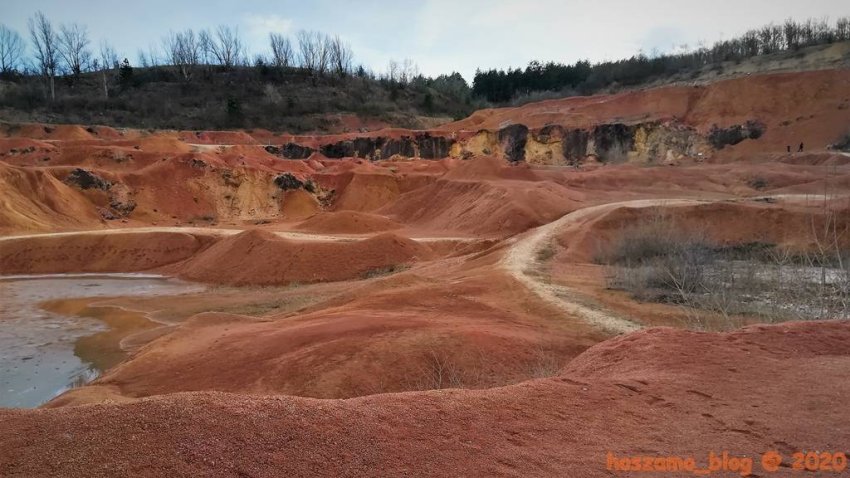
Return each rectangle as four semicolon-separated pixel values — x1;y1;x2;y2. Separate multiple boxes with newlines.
501;199;708;335
0;227;473;244
500;194;840;334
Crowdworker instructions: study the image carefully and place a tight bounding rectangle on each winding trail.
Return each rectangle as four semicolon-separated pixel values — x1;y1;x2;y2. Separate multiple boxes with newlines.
500;193;843;334
0;226;473;244
501;199;707;335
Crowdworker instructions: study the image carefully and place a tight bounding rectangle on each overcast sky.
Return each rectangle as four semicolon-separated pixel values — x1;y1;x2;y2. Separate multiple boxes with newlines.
2;0;848;81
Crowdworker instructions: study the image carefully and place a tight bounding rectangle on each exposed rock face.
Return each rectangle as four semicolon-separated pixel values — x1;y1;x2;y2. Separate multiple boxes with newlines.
108;183;137;216
320;138;383;159
274;173;304;190
829;134;850;152
268;118;752;166
631;122;706;163
64;168;112;190
518;121;708;165
591;123;635;162
498;124;529;162
707;121;766;149
319;135;455;160
561;128;590;165
63;168;138;219
415;133;453;159
265;143;315;160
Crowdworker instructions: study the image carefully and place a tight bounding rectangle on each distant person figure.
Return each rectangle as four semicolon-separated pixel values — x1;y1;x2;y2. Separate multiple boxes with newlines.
787;145;791;153
799;142;804;152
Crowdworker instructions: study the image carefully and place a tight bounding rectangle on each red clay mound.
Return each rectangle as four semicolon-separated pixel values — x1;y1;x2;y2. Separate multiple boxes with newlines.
279;189;321;220
180;130;257;145
383;177;582;236
7;124;95;141
560;201;850;262
0;137;57;156
52;271;591;402
174;229;431;285
2;320;848;477
295;210;403;234
0;232;212;274
443;155;540;181
0;162;100;233
134;135;192;154
332;172;403;212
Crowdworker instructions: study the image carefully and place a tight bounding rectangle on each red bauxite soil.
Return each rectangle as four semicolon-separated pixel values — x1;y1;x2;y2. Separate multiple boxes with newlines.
1;320;848;477
171;230;432;286
3;68;850;477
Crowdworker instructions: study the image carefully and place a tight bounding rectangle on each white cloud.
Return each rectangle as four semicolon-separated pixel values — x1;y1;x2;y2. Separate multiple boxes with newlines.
243;13;294;34
242;13;294;54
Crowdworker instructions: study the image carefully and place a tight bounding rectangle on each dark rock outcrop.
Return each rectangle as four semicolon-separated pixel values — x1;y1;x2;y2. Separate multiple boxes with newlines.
265;143;315;160
416;133;454;159
829;134;850;152
65;168;112;190
498;124;529;162
321;138;383;159
707;121;765;149
592;123;635;162
274;173;304;190
561;128;590;165
320;134;454;160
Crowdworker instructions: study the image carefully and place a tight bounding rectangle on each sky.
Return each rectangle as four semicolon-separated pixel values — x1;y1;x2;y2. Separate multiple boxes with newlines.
2;0;848;82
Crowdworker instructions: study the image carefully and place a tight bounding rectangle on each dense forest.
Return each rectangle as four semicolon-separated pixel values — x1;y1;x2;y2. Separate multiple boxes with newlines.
472;17;850;103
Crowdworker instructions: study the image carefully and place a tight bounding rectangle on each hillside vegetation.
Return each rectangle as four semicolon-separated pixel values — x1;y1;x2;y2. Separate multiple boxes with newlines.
0;14;848;132
0;66;474;133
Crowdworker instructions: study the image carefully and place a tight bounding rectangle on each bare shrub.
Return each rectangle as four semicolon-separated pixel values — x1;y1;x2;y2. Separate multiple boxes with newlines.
415;350;464;390
601;211;713;301
525;347;566;379
600;205;850;329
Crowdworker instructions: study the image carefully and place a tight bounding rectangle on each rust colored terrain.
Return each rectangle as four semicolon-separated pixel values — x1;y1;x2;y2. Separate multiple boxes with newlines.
1;68;850;477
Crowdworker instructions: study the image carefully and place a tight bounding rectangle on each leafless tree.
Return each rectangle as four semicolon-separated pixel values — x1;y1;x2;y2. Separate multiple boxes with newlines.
385;58;418;84
386;59;399;82
783;19;800;49
137;49;148;68
269;32;293;68
328;34;353;77
147;43;160;67
296;30;329;75
97;40;118;98
400;58;418;84
164;29;200;80
28;11;59;100
0;24;25;74
837;17;850;41
208;25;244;68
198;29;213;65
58;23;91;77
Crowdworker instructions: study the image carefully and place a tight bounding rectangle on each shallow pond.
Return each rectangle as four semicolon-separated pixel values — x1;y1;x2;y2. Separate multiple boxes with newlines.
0;274;203;408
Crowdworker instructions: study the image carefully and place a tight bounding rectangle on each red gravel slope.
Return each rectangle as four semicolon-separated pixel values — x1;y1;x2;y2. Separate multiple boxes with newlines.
1;320;848;477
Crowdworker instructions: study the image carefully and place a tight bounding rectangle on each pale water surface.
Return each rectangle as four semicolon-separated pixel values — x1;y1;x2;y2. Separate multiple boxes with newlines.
0;274;202;408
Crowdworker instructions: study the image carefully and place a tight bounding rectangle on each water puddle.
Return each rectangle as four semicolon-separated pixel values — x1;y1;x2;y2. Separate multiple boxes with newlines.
0;274;203;408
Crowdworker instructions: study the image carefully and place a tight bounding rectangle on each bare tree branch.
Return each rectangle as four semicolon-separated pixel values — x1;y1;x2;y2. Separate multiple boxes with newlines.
28;11;59;100
0;24;25;74
269;32;293;68
328;34;352;77
296;30;329;76
209;25;243;69
58;23;91;77
163;29;200;80
97;40;117;98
